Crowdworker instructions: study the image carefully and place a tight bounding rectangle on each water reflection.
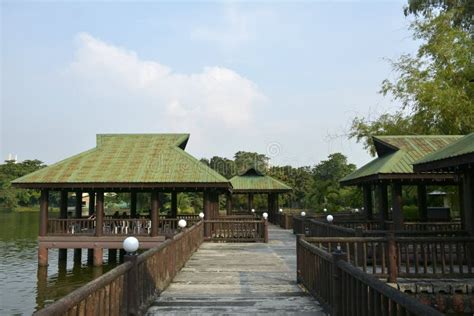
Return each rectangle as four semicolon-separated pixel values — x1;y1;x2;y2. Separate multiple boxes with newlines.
0;212;118;315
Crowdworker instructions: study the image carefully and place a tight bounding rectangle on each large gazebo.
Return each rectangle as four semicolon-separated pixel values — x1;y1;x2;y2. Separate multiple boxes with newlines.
413;133;474;235
340;135;461;229
12;133;231;265
228;167;291;219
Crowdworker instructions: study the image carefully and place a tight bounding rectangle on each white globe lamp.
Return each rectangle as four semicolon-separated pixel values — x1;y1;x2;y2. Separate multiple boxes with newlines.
123;236;139;254
251;208;255;213
279;208;283;213
178;219;187;229
300;211;306;217
262;212;268;220
199;212;205;219
323;208;327;213
326;215;334;223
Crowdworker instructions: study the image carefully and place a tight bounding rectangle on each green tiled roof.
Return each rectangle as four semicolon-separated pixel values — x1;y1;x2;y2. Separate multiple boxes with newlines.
413;133;474;171
12;134;230;188
340;135;462;185
230;168;292;193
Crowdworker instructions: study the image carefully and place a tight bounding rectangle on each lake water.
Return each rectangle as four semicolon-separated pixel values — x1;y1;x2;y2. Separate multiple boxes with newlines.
0;212;118;315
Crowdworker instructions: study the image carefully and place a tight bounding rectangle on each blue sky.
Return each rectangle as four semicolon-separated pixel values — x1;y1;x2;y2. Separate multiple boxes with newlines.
1;1;418;168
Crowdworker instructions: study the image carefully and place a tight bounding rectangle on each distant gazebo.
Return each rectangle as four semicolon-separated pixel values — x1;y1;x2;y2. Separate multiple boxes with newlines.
12;133;231;266
413;133;474;235
229;167;292;219
340;135;461;229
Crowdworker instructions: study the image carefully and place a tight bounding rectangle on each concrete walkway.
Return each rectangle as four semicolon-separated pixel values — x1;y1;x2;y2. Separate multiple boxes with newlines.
146;225;325;315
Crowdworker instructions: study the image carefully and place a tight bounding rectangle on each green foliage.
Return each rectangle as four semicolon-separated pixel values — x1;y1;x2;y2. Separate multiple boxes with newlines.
234;151;269;174
350;6;473;153
0;160;46;211
404;0;473;30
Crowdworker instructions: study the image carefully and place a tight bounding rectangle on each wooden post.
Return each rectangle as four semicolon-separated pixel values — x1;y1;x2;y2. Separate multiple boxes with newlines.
130;191;137;218
355;227;364;266
39;189;49;237
75;190;83;218
376;184;388;229
417;184;427;222
151;190;159;236
263;219;268;243
125;254;138;315
203;191;211;237
95;191;104;237
267;194;274;223
73;249;82;266
108;249;117;263
296;234;304;283
392;183;404;230
462;170;474;235
38;246;48;267
248;193;254;212
59;190;68;219
332;249;347;316
93;248;103;266
210;191;219;218
363;185;373;220
387;233;398;283
171;191;178;218
226;192;232;215
88;192;95;216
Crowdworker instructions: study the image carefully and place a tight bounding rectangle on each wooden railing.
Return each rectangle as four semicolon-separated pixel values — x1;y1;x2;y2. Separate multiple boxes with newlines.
204;220;268;242
47;218;202;237
304;236;474;280
279;213;293;229
217;215;257;220
34;221;204;316
47;219;96;235
297;236;444;316
385;221;462;231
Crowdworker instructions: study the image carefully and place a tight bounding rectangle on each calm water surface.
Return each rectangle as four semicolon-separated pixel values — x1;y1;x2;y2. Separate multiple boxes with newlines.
0;212;118;315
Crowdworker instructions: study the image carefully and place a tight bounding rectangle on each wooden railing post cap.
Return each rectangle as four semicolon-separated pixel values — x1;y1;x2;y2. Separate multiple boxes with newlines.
332;248;347;262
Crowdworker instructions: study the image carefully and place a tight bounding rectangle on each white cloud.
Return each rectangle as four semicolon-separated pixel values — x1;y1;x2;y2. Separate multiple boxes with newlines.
68;33;266;128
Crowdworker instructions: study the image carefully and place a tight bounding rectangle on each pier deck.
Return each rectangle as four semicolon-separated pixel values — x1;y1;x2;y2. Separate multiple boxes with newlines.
146;225;324;315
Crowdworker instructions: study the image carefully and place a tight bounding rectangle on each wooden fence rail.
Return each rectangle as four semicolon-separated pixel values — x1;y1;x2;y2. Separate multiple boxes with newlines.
297;236;444;316
304;236;474;280
34;221;204;316
204;220;268;242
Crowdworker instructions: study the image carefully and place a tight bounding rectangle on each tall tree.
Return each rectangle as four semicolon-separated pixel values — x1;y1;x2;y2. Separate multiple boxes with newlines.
351;5;473;153
234;151;270;174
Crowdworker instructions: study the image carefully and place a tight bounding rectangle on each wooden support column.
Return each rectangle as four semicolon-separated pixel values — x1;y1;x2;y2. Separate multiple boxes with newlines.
95;191;104;237
151;190;159;236
75;190;83;218
417;184;427;222
462;170;474;235
226;192;232;215
362;185;373;220
130;191;137;218
171;192;178;218
59;190;68;219
74;249;82;265
209;191;219;218
108;249;117;263
93;248;103;266
88;192;95;216
39;189;49;237
38;191;49;264
267;194;274;221
376;184;388;229
248;193;254;212
392;183;404;230
59;190;68;263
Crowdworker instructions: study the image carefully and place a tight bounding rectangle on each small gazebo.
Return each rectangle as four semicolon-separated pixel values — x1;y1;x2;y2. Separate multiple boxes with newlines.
340;135;461;229
229;167;292;219
12;133;231;266
413;133;474;235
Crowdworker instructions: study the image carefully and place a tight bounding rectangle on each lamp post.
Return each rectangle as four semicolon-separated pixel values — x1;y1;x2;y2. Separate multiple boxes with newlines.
300;211;306;217
262;212;268;220
123;236;139;315
199;212;205;220
262;212;269;243
326;214;334;224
